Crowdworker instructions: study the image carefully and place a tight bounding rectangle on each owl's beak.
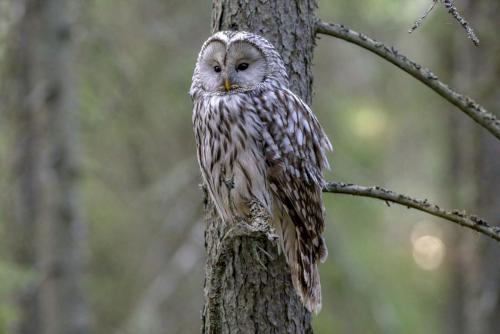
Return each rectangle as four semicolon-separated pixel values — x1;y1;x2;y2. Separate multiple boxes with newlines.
224;78;231;92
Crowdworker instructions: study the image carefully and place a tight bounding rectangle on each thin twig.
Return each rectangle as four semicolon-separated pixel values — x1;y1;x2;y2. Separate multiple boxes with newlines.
315;21;500;140
409;0;479;46
443;0;479;46
323;182;500;242
409;0;438;33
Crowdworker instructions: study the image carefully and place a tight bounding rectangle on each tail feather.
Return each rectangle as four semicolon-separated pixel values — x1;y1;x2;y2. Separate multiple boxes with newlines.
274;215;324;314
302;266;322;314
294;237;322;314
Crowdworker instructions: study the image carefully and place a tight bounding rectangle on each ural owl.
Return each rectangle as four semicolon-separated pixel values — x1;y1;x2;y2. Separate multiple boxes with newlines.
190;31;332;313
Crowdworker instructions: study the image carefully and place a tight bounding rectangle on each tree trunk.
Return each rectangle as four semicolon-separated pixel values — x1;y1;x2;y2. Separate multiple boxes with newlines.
447;1;500;333
6;1;89;333
202;1;317;333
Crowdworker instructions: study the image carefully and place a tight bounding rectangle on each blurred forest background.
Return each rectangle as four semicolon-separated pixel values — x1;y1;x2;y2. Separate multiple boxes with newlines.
0;0;498;333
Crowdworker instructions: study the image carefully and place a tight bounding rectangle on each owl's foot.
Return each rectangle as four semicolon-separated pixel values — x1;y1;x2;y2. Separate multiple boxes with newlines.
247;200;279;242
224;177;235;190
247;215;278;242
265;230;279;242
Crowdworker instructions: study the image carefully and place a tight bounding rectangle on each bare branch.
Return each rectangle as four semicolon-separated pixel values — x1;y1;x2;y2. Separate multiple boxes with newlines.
409;0;479;46
443;0;479;46
323;182;500;242
315;21;500;140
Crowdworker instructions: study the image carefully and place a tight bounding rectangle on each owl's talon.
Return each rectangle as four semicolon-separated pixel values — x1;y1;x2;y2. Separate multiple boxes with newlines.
266;232;279;242
224;177;235;190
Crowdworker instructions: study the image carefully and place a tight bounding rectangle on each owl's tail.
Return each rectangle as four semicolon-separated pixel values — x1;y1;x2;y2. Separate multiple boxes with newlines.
275;215;327;314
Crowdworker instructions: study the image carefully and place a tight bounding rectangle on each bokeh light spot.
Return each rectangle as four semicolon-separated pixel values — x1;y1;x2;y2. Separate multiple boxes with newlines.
350;107;387;140
412;235;445;271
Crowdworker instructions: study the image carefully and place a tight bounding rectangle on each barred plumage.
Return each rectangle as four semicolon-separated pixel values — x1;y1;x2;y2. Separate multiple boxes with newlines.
190;31;332;313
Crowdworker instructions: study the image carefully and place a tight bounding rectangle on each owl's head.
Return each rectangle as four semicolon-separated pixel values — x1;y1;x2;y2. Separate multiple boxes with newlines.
190;31;288;97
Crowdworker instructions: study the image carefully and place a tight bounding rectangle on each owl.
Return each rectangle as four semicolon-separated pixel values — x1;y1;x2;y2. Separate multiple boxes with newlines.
190;31;332;314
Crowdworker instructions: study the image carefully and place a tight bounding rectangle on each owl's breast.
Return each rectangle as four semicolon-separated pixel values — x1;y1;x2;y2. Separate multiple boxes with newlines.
193;94;272;221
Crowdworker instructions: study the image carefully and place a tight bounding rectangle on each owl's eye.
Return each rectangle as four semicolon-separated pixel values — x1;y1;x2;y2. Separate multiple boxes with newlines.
236;63;249;71
213;65;221;73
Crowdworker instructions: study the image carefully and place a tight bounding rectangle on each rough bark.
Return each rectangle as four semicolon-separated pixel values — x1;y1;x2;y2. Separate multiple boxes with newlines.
202;1;317;333
6;1;89;333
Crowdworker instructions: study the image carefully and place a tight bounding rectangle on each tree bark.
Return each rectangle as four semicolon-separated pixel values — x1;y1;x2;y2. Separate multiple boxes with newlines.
6;1;89;333
201;1;317;333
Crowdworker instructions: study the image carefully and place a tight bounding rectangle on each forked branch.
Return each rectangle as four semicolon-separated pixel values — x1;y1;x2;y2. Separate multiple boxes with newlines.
323;182;500;242
409;0;479;46
315;21;500;141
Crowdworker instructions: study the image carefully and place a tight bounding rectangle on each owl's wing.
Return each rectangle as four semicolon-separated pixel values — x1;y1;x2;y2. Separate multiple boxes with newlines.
257;88;332;313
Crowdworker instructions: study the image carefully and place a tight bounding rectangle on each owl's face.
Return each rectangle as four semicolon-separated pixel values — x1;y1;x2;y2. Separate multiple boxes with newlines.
191;31;289;98
197;39;268;93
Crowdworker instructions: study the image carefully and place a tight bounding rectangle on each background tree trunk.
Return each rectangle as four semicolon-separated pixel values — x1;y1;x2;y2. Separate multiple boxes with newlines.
6;1;89;333
447;1;500;333
202;1;317;333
